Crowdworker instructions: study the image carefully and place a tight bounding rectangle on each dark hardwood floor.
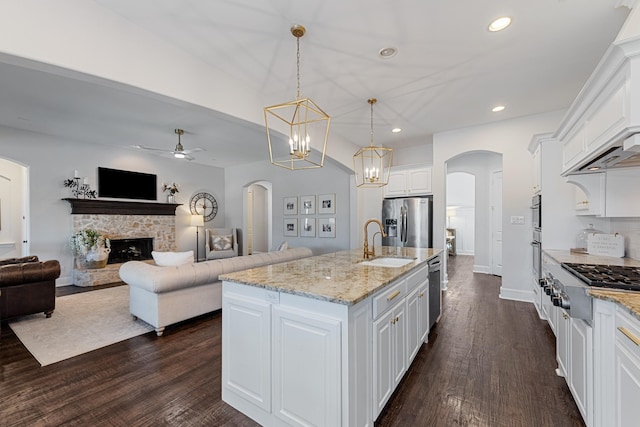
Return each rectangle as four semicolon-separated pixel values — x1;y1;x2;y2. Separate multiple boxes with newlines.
0;255;584;426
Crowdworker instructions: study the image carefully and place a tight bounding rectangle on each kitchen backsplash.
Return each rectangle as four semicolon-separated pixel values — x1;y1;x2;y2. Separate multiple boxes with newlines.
610;218;640;260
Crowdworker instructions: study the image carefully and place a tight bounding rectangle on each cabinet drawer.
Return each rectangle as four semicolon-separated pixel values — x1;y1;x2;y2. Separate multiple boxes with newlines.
616;309;640;358
406;265;428;293
373;281;406;319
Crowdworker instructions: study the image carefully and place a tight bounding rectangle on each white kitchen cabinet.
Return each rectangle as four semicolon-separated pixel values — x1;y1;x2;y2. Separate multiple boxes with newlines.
384;166;432;197
406;265;429;364
614;308;640;427
373;299;406;417
558;47;639;176
418;280;430;344
569;317;593;425
222;291;272;413
272;305;342;427
556;308;593;426
557;308;570;378
532;144;541;194
567;168;640;217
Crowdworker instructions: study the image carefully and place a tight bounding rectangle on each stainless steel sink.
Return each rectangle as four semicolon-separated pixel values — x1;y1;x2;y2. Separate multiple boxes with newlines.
359;257;415;268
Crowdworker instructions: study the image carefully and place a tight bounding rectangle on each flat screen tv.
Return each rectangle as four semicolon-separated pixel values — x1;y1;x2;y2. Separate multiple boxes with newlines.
97;167;157;201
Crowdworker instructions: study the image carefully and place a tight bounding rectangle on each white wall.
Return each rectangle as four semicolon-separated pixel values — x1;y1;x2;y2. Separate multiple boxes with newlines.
433;110;565;301
392;142;434;167
0;125;225;285
225;159;352;255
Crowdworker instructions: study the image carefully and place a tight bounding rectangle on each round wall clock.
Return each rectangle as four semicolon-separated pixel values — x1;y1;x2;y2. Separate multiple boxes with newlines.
189;192;218;222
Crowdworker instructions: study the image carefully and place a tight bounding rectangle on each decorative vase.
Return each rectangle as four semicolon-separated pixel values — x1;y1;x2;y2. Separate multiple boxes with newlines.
76;246;111;269
167;194;175;203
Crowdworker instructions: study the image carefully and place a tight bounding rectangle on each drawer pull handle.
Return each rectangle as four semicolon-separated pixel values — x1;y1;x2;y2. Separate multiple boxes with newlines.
387;290;401;301
618;326;640;347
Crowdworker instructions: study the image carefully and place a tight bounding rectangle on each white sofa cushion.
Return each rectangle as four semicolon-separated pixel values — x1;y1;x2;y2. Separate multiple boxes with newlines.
152;250;194;266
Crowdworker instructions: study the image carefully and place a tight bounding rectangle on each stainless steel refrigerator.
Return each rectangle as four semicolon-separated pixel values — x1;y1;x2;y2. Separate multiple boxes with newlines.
382;196;433;248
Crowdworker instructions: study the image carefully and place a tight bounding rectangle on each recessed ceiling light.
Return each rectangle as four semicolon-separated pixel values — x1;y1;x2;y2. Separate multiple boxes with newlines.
488;16;512;32
492;105;505;112
379;47;397;59
392;128;402;133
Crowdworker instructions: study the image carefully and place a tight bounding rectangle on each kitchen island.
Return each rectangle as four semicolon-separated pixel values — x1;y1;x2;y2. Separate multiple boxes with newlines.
220;246;442;427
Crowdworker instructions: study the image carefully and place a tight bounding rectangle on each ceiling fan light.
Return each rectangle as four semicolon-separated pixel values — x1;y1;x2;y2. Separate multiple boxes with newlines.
174;152;186;159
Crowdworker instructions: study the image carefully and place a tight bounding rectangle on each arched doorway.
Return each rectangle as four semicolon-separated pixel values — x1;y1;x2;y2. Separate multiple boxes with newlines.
243;181;272;255
445;151;502;276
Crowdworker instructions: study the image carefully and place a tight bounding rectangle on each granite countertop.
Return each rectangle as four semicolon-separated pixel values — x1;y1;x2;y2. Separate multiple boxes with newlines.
220;246;443;306
543;249;640;267
588;289;640;322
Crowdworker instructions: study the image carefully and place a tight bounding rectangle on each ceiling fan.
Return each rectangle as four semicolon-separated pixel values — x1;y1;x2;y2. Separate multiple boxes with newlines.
135;129;204;160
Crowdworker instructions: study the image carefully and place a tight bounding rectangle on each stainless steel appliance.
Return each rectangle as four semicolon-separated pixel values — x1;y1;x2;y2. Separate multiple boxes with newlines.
531;194;541;231
428;257;441;329
382;196;433;248
531;229;542;281
541;262;640;324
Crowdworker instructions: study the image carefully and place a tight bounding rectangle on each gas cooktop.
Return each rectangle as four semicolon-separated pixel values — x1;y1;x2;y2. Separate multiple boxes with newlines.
561;263;640;291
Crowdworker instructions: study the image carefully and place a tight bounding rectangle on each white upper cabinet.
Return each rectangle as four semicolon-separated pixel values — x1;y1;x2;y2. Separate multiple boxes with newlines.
556;38;640;176
384;166;432;197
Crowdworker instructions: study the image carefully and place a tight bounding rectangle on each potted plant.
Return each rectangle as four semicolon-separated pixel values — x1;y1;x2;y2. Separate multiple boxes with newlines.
162;182;179;203
70;228;111;269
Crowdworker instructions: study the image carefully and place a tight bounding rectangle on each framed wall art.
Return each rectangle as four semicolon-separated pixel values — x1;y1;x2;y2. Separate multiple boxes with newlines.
300;195;315;215
318;218;336;238
283;196;298;215
284;218;298;237
300;217;316;237
318;193;335;214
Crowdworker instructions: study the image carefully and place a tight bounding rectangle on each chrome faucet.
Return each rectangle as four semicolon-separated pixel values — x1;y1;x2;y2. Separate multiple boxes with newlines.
364;219;386;259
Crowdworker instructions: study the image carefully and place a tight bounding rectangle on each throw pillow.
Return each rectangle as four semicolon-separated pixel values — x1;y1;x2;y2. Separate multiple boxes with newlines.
275;241;288;251
212;235;233;251
152;250;194;266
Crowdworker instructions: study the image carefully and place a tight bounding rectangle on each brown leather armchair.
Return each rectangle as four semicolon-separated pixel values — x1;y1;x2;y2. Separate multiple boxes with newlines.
0;256;61;320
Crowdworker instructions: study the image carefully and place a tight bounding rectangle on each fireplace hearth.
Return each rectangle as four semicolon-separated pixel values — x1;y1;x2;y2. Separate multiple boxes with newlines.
108;238;154;264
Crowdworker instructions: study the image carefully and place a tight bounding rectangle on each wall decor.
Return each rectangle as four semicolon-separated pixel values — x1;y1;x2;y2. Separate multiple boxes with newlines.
284;196;298;215
300;217;316;237
300;195;315;215
318;218;336;238
318;193;335;214
284;218;298;237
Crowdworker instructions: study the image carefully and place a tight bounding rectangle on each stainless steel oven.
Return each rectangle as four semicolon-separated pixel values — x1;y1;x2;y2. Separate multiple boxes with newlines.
531;194;541;231
531;229;542;281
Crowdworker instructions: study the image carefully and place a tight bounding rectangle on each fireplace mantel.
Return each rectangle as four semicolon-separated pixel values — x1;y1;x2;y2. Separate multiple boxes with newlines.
63;198;181;215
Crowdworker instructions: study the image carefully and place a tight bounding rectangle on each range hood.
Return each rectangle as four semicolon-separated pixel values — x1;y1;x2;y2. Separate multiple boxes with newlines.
578;134;640;172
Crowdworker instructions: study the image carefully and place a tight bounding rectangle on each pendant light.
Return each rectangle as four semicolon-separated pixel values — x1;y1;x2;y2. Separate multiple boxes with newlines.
353;98;393;187
264;25;331;170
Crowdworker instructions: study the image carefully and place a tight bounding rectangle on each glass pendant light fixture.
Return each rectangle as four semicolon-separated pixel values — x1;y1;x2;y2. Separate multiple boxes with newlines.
264;25;331;170
353;98;393;187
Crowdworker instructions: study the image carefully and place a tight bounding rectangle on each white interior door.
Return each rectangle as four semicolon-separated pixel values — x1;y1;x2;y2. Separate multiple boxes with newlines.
491;170;502;276
0;157;27;259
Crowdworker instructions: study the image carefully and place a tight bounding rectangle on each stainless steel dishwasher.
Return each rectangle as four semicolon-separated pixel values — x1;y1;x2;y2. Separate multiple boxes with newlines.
428;256;441;329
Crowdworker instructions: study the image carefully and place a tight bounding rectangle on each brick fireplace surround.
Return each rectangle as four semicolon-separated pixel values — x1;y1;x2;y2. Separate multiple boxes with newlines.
64;199;180;286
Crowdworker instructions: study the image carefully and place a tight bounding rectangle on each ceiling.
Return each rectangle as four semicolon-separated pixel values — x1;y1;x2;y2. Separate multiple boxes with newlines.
0;0;631;168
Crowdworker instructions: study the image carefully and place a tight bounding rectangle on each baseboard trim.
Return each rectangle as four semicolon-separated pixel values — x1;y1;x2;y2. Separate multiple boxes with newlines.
499;287;533;303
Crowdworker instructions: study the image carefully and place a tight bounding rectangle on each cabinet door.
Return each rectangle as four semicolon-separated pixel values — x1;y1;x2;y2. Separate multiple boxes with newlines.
384;170;407;197
222;293;272;412
569;318;592;423
615;311;640;426
272;305;342;427
407;168;432;195
557;309;569;378
373;309;395;416
406;288;421;364
418;281;430;344
391;304;407;388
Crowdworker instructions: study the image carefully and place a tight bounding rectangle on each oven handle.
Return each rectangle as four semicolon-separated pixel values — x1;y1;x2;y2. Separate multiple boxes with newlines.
531;241;541;247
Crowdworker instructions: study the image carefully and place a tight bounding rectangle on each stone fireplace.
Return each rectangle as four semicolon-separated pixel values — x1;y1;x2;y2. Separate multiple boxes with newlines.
65;199;179;286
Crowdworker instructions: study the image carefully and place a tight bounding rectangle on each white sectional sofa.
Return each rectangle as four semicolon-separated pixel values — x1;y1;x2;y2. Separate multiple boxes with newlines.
119;247;313;336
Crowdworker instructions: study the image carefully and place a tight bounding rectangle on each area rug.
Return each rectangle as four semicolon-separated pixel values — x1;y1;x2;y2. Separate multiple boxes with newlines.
8;285;154;366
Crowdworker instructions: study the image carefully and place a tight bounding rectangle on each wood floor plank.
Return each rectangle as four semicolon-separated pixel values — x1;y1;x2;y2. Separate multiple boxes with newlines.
1;255;584;426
